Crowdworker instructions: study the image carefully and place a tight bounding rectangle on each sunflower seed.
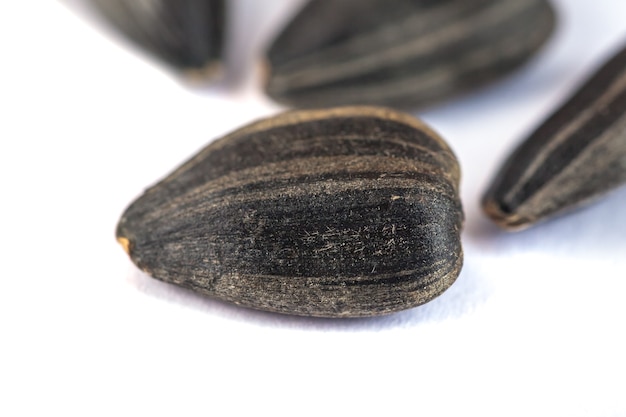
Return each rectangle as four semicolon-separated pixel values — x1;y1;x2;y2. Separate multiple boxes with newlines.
91;0;225;80
265;0;555;109
117;107;464;317
483;44;626;230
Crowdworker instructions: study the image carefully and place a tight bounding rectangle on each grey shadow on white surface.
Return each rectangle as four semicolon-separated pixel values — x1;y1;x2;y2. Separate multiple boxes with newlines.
126;257;489;332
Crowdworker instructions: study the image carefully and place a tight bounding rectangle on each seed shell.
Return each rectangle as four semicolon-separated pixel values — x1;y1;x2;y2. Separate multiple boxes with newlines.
91;0;225;80
265;0;555;109
117;107;464;318
483;44;626;230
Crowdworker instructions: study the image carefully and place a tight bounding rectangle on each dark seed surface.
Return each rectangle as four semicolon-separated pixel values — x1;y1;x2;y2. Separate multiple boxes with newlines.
117;107;464;317
483;44;626;230
91;0;225;79
265;0;555;109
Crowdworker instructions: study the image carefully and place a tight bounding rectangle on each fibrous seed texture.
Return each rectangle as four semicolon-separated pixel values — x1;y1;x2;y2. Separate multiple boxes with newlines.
117;107;464;317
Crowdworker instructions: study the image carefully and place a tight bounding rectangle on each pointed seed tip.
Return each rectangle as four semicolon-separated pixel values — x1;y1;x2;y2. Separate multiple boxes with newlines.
117;236;132;256
260;58;272;89
183;61;223;86
482;199;529;231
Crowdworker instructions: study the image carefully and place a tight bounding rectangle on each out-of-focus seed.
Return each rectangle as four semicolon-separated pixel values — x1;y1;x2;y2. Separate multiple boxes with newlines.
91;0;225;81
265;0;555;109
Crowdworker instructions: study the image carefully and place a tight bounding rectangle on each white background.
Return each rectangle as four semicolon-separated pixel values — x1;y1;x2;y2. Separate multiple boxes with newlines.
1;1;625;416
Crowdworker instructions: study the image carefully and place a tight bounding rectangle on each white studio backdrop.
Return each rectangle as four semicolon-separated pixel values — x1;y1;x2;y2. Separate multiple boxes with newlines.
0;1;625;416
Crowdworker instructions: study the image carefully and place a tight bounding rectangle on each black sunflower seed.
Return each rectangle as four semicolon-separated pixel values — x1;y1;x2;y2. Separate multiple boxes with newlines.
265;0;555;109
483;44;626;230
92;0;225;80
117;107;464;317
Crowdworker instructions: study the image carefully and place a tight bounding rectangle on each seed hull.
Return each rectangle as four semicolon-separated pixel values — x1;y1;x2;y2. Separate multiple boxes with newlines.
483;44;626;230
117;107;464;317
92;0;225;78
265;0;555;109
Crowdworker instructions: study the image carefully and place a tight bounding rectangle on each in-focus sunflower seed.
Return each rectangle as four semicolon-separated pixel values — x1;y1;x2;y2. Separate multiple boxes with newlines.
117;107;464;318
483;44;626;230
265;0;555;109
91;0;225;81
